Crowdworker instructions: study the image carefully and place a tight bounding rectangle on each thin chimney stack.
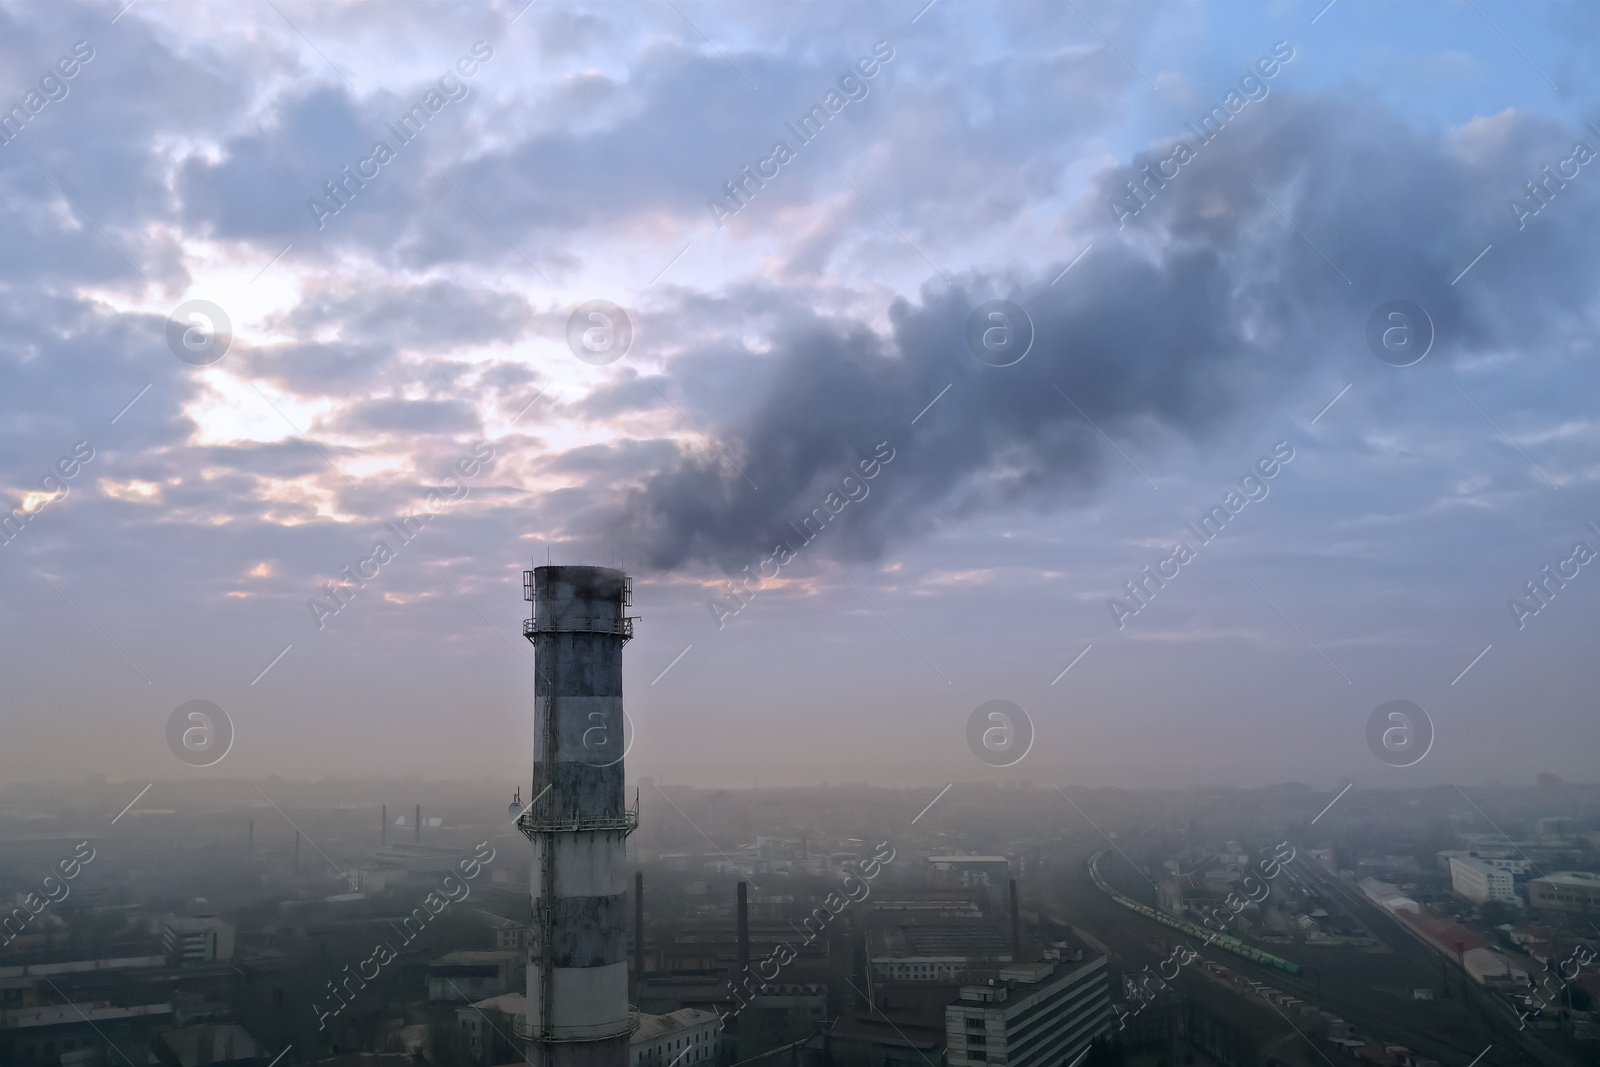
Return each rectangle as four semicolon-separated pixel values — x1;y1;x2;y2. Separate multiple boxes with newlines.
737;880;750;977
1010;878;1022;961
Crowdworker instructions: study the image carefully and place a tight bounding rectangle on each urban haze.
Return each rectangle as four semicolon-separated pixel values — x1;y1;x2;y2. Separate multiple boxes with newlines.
1;2;1598;1067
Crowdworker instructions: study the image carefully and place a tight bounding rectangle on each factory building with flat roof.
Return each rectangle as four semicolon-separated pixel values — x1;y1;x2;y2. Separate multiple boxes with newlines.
1529;871;1600;914
945;958;1111;1067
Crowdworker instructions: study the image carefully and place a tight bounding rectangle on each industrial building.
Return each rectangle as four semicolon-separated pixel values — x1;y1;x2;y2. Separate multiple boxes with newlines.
1;1002;175;1066
869;923;1013;984
160;916;234;965
456;992;528;1066
865;890;985;920
1448;856;1519;906
1528;871;1600;914
1358;877;1420;914
944;958;1111;1067
926;855;1011;889
1461;947;1530;990
630;1008;720;1067
631;898;831;1018
826;1014;947;1067
427;950;521;1002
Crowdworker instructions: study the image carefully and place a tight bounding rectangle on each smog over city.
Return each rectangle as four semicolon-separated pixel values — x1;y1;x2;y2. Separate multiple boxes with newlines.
1;2;1598;1066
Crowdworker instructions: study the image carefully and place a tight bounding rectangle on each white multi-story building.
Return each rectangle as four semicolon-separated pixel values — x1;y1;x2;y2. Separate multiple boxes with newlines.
946;959;1110;1067
161;916;234;964
1449;856;1519;906
1437;850;1530;876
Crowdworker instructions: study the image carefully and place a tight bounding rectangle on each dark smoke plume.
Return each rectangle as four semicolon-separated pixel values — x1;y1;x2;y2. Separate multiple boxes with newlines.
604;97;1598;572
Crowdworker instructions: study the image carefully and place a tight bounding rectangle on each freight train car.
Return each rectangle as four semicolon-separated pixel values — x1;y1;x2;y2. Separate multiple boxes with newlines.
1088;849;1301;975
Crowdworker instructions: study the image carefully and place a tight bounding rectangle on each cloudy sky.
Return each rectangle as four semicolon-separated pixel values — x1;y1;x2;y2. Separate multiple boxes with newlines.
2;0;1598;791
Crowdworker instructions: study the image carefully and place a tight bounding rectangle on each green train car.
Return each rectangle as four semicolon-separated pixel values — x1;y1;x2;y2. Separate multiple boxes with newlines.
1088;849;1301;976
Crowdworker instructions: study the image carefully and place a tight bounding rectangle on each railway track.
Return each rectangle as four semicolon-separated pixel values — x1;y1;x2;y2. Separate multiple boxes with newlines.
1080;848;1573;1067
1292;859;1576;1067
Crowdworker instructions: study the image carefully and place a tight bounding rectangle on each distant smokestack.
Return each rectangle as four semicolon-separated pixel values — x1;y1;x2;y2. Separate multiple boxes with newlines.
414;804;421;843
294;830;301;873
737;881;750;977
801;834;807;860
635;871;645;1001
247;819;253;854
1009;878;1021;961
381;804;387;845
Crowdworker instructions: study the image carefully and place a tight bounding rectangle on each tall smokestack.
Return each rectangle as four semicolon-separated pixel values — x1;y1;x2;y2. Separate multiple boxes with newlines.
1009;878;1021;962
737;881;750;979
414;804;421;843
381;804;387;845
634;871;645;1002
521;565;635;1067
294;830;301;873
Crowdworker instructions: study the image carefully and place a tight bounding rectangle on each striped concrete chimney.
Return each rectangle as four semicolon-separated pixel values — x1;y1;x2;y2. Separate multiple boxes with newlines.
518;565;637;1067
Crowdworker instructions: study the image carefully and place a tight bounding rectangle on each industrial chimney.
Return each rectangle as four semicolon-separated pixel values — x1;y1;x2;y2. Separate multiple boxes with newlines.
518;565;637;1067
737;881;750;978
1009;878;1021;962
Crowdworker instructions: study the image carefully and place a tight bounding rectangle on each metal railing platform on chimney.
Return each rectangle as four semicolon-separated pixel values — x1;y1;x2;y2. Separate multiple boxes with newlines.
516;806;639;840
521;615;636;640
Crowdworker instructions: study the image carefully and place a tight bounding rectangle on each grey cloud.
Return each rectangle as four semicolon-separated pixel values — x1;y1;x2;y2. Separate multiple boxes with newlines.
573;370;669;422
544;438;684;481
179;87;379;242
340;397;483;436
276;281;532;352
8;0;1145;287
0;6;246;273
244;341;397;393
